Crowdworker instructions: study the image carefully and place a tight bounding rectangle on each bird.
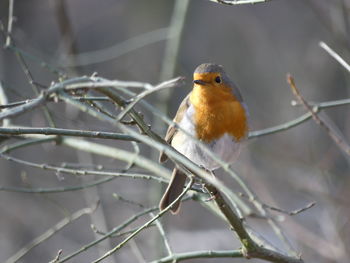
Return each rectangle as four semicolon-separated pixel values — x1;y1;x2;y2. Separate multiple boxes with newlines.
159;63;249;214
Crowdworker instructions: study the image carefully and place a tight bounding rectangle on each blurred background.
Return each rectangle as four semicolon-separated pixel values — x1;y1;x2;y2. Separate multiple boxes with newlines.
0;0;350;262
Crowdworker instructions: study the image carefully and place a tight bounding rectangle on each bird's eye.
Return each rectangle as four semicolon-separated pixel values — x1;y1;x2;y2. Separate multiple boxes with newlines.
215;76;221;83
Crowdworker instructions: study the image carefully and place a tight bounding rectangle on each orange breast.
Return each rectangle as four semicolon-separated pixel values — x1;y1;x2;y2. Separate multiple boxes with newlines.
189;85;248;143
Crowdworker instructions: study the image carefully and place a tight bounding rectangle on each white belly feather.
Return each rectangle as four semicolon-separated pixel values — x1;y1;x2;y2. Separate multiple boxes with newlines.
171;105;242;170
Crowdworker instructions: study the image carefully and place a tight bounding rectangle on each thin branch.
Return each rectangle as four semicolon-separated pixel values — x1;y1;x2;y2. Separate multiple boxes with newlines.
159;0;189;82
151;250;243;263
0;180;116;194
91;177;194;263
205;184;303;263
1;130;171;181
155;0;190;137
287;74;350;156
113;193;145;208
92;224;156;238
117;77;185;121
0;76;91;121
4;45;65;77
5;0;14;47
0;163;115;194
59;28;171;67
1;137;58;154
0;92;47;121
249;98;350;138
5;202;99;263
0;100;29;109
0;146;168;184
3;12;57;126
319;41;350;72
62;137;171;179
0;81;10;127
151;212;173;256
48;250;63;263
12;39;56;127
210;0;272;5
0;126;138;142
264;202;316;216
57;206;160;262
0;8;66;77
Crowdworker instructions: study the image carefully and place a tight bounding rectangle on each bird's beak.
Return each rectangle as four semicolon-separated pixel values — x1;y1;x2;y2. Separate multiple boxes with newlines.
193;79;207;85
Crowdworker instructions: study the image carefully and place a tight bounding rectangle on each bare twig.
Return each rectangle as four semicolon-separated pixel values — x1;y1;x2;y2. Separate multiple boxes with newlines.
0;81;10;127
5;0;14;47
62;138;171;179
92;224;156;238
319;41;350;72
0;92;47;121
239;192;316;217
0;162;115;194
5;202;99;263
264;202;316;216
0;134;171;181
57;205;160;262
151;250;243;263
210;0;272;5
155;0;190;136
117;77;185;121
249;98;350;138
12;40;56;127
0;100;29;109
205;184;303;263
59;28;171;67
0;76;91;121
152;212;173;256
159;0;189;82
48;250;63;263
0;126;137;141
287;74;350;156
113;193;145;208
91;177;194;263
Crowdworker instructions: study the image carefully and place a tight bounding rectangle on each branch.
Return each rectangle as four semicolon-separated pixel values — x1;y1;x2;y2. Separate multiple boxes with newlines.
155;0;190;132
0;151;166;183
248;98;350;138
0;92;47;121
264;202;316;216
210;0;272;5
57;205;159;262
319;41;350;72
5;202;99;263
0;76;91;121
91;178;194;263
151;250;243;263
205;184;303;263
287;74;350;156
62;137;171;179
0;133;171;181
117;76;185;121
0;126;138;142
5;0;14;47
59;28;171;67
57;194;192;263
0;176;115;194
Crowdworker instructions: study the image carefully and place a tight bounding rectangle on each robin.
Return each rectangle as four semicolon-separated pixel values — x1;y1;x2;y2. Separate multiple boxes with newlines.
159;63;249;214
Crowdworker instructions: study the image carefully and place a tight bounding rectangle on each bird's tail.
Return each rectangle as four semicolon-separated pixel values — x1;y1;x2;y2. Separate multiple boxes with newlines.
159;168;187;214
